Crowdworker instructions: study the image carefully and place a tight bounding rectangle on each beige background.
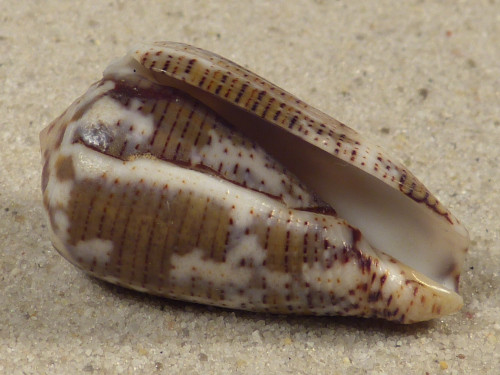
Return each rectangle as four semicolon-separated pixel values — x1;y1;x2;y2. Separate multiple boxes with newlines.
1;1;499;374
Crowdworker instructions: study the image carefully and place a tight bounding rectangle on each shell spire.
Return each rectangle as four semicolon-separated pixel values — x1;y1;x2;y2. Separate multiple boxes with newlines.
40;42;469;323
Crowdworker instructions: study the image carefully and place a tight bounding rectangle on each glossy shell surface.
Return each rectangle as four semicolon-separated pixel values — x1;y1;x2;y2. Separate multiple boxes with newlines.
40;42;469;323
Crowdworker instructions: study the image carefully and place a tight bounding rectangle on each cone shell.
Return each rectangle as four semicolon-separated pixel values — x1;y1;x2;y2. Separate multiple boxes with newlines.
40;42;469;323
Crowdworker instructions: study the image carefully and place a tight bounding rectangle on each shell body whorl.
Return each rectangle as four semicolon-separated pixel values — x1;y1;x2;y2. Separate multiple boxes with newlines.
40;42;469;323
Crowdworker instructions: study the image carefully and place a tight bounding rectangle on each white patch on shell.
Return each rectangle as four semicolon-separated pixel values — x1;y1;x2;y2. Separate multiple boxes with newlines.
71;238;113;265
169;236;261;306
193;128;313;207
170;239;257;288
228;234;267;267
170;234;293;308
74;95;155;151
47;175;74;214
53;210;70;237
103;55;140;79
